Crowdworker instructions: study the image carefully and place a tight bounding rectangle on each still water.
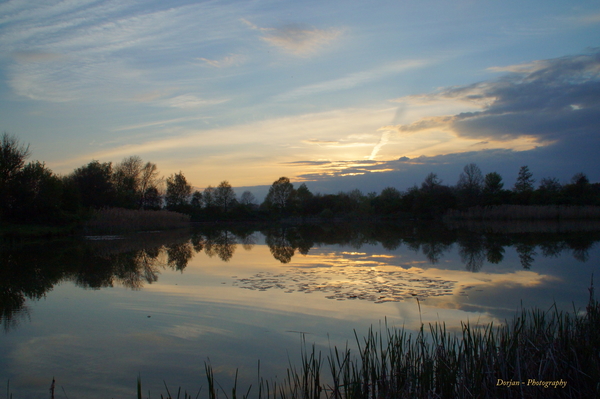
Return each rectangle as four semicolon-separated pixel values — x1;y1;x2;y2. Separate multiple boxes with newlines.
1;222;599;397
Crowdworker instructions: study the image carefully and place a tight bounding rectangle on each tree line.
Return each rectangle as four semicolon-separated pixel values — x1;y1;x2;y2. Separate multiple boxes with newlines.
1;132;599;225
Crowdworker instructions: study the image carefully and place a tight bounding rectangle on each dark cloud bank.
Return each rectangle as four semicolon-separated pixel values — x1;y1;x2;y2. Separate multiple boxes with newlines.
301;50;600;195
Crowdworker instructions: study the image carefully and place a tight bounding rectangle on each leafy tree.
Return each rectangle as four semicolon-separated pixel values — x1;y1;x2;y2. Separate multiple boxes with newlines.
142;187;162;210
295;183;313;215
483;172;506;205
571;172;589;186
414;175;456;218
514;166;535;193
484;172;504;194
564;172;593;205
214;180;237;212
10;161;62;222
264;177;294;212
374;186;402;215
165;171;191;211
535;177;562;205
113;156;143;208
70;160;115;209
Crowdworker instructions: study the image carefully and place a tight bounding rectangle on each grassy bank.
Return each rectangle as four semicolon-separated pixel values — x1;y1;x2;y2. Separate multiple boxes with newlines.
136;283;599;399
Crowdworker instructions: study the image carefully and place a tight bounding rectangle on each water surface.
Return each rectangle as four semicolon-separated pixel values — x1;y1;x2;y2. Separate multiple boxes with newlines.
1;222;598;397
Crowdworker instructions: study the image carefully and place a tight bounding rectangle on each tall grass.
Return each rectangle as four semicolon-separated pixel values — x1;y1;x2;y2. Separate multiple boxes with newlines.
84;208;190;233
188;283;599;399
445;205;600;221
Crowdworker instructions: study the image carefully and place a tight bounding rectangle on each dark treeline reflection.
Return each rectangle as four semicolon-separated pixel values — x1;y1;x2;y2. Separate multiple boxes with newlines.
2;222;600;331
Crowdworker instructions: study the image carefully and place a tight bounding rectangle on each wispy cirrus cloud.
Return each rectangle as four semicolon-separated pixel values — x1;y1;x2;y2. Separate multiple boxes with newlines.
160;95;228;109
242;19;342;56
275;59;426;101
196;54;245;68
1;1;248;102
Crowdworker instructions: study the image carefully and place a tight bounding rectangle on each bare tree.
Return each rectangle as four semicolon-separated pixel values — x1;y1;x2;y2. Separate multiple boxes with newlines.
214;180;237;212
265;177;294;211
457;163;484;193
0;133;30;189
240;191;257;206
139;162;161;209
203;185;215;207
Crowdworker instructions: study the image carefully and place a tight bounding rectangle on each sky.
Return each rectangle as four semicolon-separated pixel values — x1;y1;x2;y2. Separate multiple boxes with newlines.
1;0;599;198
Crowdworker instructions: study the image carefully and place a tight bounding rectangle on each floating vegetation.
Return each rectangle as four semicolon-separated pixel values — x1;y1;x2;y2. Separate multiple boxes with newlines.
236;267;457;303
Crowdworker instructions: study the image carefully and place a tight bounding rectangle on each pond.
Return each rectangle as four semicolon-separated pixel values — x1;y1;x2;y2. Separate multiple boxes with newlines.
1;221;599;398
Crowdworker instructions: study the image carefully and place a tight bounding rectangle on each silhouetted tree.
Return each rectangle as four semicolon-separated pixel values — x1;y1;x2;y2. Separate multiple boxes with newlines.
456;163;484;208
113;156;143;208
483;172;506;205
535;177;562;205
0;133;30;218
513;166;535;204
70;160;115;209
138;161;161;209
142;187;162;210
203;185;215;208
295;183;313;215
10;161;62;222
408;174;456;218
190;190;203;208
165;171;191;211
373;186;402;215
240;191;256;206
264;177;295;213
214;180;237;212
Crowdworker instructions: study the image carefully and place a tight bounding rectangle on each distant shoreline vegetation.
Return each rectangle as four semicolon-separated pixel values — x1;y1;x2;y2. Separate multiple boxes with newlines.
1;133;600;231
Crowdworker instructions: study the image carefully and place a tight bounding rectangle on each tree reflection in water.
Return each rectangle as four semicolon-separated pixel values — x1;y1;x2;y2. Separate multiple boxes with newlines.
265;228;295;264
2;222;600;331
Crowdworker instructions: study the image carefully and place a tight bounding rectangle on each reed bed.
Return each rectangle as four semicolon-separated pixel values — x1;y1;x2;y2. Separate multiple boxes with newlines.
84;208;190;233
140;282;599;399
445;205;600;221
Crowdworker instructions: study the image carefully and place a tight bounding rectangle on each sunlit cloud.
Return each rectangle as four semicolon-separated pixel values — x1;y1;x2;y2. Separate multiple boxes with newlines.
384;50;600;158
263;24;342;56
49;107;398;185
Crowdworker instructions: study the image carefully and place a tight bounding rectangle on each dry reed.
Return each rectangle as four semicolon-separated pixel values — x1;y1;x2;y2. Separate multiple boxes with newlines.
192;283;599;399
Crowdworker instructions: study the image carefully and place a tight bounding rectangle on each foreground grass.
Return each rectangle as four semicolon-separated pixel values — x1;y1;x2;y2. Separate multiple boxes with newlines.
137;282;599;399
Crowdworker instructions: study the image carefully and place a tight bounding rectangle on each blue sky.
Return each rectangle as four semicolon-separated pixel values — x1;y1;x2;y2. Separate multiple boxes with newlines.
1;0;599;197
